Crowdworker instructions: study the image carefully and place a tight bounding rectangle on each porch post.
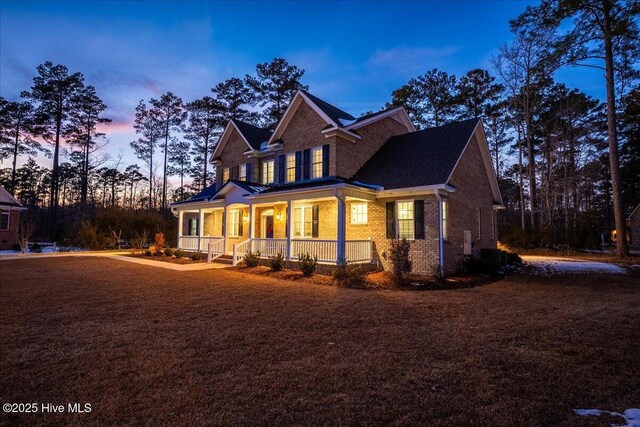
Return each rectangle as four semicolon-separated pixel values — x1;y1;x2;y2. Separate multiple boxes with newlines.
286;200;292;261
336;191;346;263
198;208;205;251
178;210;184;248
248;204;255;253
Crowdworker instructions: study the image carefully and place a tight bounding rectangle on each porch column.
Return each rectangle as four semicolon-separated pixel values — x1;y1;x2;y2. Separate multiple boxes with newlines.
286;200;292;261
336;192;346;263
178;210;184;248
198;208;205;251
249;204;255;239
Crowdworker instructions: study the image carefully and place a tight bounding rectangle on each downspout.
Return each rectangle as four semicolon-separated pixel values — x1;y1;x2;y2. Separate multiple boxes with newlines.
435;190;444;277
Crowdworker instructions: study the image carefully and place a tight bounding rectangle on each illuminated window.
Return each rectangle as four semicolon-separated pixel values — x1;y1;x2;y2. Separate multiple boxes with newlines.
293;206;313;238
229;210;241;237
262;160;274;184
0;210;9;231
239;164;246;181
223;168;230;182
442;199;448;240
397;201;414;240
286;153;296;183
312;146;323;179
350;203;368;224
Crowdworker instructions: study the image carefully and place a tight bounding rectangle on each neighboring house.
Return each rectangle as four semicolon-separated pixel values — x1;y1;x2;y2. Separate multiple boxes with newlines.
0;186;26;250
629;204;640;250
170;90;503;274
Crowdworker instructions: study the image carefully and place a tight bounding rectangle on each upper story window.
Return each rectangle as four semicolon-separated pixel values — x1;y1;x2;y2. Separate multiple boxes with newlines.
286;153;296;183
312;146;323;179
262;159;274;184
0;209;9;231
442;199;448;240
397;201;414;240
239;164;246;181
350;203;368;225
223;168;230;182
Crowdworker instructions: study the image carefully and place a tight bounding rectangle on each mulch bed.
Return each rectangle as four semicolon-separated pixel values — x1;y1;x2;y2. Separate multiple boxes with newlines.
127;253;205;264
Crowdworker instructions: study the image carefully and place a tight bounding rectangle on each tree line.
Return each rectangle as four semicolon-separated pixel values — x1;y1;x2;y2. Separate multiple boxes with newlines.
0;0;638;256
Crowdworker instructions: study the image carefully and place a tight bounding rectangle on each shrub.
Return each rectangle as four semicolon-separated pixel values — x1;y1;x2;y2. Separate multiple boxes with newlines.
174;248;185;259
191;251;202;261
298;252;318;277
144;249;152;256
153;232;165;253
130;231;148;253
269;251;285;271
332;258;366;288
389;238;412;285
243;251;261;267
29;242;43;253
164;247;174;257
154;250;163;256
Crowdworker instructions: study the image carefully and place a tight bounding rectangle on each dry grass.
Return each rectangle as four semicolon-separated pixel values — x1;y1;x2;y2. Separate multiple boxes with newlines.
1;257;639;426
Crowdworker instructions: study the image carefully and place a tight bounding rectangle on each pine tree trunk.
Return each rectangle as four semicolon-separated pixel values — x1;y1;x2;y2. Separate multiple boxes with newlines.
49;109;62;241
162;121;169;213
517;125;526;232
11;122;20;194
603;5;630;258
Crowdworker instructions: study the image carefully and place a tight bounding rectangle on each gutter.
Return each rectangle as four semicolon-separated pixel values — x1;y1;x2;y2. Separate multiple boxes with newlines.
434;189;444;277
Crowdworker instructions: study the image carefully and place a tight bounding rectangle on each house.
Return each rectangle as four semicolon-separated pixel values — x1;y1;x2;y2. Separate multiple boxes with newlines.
0;186;26;250
170;90;503;275
629;204;640;250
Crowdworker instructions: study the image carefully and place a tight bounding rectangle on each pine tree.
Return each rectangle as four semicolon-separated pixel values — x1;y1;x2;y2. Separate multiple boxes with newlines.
168;137;191;201
130;100;162;210
185;96;222;190
456;69;504;120
212;78;257;123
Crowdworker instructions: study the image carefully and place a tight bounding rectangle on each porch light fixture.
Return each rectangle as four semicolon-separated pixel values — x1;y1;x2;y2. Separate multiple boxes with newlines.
276;213;282;221
243;212;249;221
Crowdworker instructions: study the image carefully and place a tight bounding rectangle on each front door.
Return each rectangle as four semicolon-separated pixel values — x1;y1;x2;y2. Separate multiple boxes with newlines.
264;215;274;238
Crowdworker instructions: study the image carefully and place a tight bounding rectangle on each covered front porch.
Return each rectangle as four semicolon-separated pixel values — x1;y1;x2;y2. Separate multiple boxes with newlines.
174;182;377;266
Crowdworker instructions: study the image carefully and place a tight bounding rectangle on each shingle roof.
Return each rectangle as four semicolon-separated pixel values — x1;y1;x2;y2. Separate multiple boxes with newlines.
0;185;24;208
212;179;268;198
301;91;355;125
352;118;480;189
256;176;379;195
231;119;272;150
170;183;219;205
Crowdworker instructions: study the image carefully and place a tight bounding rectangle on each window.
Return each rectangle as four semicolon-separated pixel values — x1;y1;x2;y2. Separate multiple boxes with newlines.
262;159;274;184
350;203;368;224
229;210;241;237
286;153;296;183
311;146;323;179
0;209;9;231
442;199;448;240
476;209;481;240
239;164;246;181
190;218;198;236
223;168;230;182
293;206;313;238
397;201;414;239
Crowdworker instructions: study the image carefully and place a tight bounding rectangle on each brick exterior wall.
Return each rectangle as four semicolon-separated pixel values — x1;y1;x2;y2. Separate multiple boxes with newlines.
215;129;259;186
0;209;20;250
337;116;409;179
443;135;497;273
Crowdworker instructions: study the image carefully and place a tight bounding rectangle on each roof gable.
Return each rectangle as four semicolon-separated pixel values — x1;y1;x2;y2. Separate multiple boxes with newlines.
0;185;24;209
211;120;272;161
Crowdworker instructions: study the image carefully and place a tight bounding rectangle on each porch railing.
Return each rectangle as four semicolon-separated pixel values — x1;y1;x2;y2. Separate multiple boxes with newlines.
178;236;199;251
251;238;288;259
291;239;337;263
206;238;225;262
232;238;251;266
200;236;224;252
345;239;372;263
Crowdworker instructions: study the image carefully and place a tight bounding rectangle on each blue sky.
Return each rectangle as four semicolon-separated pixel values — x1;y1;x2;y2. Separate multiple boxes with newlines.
0;0;607;172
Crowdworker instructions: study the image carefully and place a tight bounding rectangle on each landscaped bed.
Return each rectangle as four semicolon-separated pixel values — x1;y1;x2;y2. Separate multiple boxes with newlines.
127;251;205;264
2;256;639;426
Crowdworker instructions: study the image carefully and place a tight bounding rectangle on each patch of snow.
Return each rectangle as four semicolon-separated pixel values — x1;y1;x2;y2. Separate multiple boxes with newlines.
522;256;627;275
339;117;357;126
574;407;640;427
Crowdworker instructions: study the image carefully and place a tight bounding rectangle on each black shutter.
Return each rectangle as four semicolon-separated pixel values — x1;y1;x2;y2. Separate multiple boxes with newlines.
187;218;193;236
295;151;302;181
246;163;252;182
303;149;311;180
312;205;319;238
278;155;286;184
232;166;239;180
322;144;330;177
386;202;396;239
221;212;226;235
414;200;424;239
238;211;243;236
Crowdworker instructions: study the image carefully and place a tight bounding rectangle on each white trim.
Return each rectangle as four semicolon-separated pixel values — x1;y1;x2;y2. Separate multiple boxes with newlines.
376;184;455;198
0;208;10;231
349;202;368;225
346;107;416;133
396;199;415;240
210;120;258;161
446;120;503;206
320;127;361;142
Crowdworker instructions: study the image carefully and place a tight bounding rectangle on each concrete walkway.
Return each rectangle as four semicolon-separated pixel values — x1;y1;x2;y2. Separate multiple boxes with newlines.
108;255;230;271
0;250;130;260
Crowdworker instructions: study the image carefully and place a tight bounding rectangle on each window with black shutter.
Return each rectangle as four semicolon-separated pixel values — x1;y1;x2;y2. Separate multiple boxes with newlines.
303;149;311;180
386;202;396;238
322;144;330;177
278;155;286;184
312;205;319;237
414;200;424;239
295;151;302;181
246;163;252;182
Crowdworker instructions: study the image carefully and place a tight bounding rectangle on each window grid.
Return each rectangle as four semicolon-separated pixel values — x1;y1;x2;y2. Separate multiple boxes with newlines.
229;210;241;237
239;164;246;181
293;206;312;238
223;168;230;182
262;160;274;184
350;203;368;224
397;201;414;240
311;146;323;179
442;199;448;240
286;153;296;183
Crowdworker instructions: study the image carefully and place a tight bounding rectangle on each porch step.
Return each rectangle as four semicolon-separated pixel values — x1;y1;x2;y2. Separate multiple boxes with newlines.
212;254;233;265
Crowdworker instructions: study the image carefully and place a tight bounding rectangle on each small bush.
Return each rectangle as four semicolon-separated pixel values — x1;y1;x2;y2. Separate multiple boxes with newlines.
298;252;318;277
153;232;165;253
389;238;412;285
29;243;43;253
154;250;163;256
332;258;366;288
164;247;174;257
269;251;285;271
191;251;202;261
130;231;148;253
174;248;185;259
144;249;152;256
243;251;261;267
